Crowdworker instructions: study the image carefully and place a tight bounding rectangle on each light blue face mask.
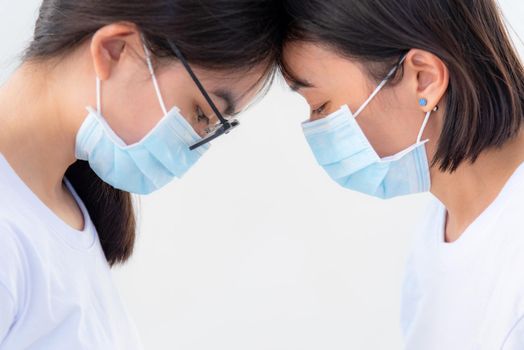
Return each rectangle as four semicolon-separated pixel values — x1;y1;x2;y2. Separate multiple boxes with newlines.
302;60;432;199
75;44;209;195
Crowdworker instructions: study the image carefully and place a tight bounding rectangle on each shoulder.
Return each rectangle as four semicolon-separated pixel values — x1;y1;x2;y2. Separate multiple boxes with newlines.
489;199;524;332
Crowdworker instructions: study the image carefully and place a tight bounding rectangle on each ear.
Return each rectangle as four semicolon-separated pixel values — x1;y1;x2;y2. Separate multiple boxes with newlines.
90;22;143;81
404;49;449;112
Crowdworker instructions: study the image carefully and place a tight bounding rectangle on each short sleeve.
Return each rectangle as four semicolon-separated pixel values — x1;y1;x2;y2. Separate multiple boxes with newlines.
503;315;524;349
0;223;25;342
0;282;16;342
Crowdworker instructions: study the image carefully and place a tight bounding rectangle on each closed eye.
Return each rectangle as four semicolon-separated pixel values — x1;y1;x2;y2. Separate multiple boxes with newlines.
311;102;328;116
196;106;210;125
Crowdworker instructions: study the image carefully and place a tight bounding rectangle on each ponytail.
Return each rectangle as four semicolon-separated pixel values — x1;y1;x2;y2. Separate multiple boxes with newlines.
66;161;136;266
25;0;283;266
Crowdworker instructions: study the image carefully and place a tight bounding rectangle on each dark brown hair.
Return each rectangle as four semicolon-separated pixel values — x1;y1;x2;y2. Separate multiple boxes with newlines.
25;0;284;266
279;0;524;171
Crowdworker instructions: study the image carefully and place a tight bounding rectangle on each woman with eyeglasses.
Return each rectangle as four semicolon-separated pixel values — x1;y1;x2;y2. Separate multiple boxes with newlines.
0;0;282;348
278;0;524;348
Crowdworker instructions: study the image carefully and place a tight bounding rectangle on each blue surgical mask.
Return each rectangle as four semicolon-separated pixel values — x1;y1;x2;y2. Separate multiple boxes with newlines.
75;44;209;195
302;61;432;199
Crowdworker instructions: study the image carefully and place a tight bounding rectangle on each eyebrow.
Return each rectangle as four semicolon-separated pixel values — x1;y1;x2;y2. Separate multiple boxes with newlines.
289;77;315;92
211;89;239;117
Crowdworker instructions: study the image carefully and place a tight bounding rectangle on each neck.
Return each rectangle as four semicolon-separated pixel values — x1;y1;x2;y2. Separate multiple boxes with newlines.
430;130;524;242
0;61;84;200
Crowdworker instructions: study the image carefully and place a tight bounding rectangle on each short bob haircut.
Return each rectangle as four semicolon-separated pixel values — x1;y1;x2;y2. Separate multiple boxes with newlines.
279;0;524;172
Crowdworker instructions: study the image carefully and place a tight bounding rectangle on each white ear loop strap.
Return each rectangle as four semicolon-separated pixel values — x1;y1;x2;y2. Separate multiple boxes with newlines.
96;77;101;113
417;110;432;143
354;56;407;119
142;43;168;116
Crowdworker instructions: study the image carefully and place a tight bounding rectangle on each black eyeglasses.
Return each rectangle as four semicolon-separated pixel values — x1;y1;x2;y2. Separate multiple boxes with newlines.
167;41;240;151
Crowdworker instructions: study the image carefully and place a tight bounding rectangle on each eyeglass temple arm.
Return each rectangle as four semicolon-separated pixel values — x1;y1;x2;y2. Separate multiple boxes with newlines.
167;41;230;126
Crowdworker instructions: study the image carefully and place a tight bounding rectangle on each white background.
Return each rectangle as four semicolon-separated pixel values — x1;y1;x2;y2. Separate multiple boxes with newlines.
0;1;522;349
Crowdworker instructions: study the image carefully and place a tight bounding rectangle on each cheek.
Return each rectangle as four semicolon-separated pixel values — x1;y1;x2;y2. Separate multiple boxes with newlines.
153;66;213;136
356;101;427;157
304;71;373;119
316;68;424;158
99;74;168;145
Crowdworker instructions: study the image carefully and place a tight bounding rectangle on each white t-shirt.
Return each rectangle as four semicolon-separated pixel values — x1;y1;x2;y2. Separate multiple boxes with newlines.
401;162;524;349
0;154;143;350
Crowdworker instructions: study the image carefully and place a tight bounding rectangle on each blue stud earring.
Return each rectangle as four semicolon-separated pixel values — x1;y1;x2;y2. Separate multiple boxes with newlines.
419;98;428;107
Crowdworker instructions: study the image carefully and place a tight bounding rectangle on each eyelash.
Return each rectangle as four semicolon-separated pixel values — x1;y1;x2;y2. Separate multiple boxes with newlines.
196;107;210;125
312;102;328;116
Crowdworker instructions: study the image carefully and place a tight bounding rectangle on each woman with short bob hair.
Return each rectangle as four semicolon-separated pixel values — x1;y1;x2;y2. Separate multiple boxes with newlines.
279;0;524;348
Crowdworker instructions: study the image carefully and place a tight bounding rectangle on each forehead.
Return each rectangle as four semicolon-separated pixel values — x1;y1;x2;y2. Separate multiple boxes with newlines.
282;41;360;89
283;41;338;68
283;42;329;81
198;64;271;110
